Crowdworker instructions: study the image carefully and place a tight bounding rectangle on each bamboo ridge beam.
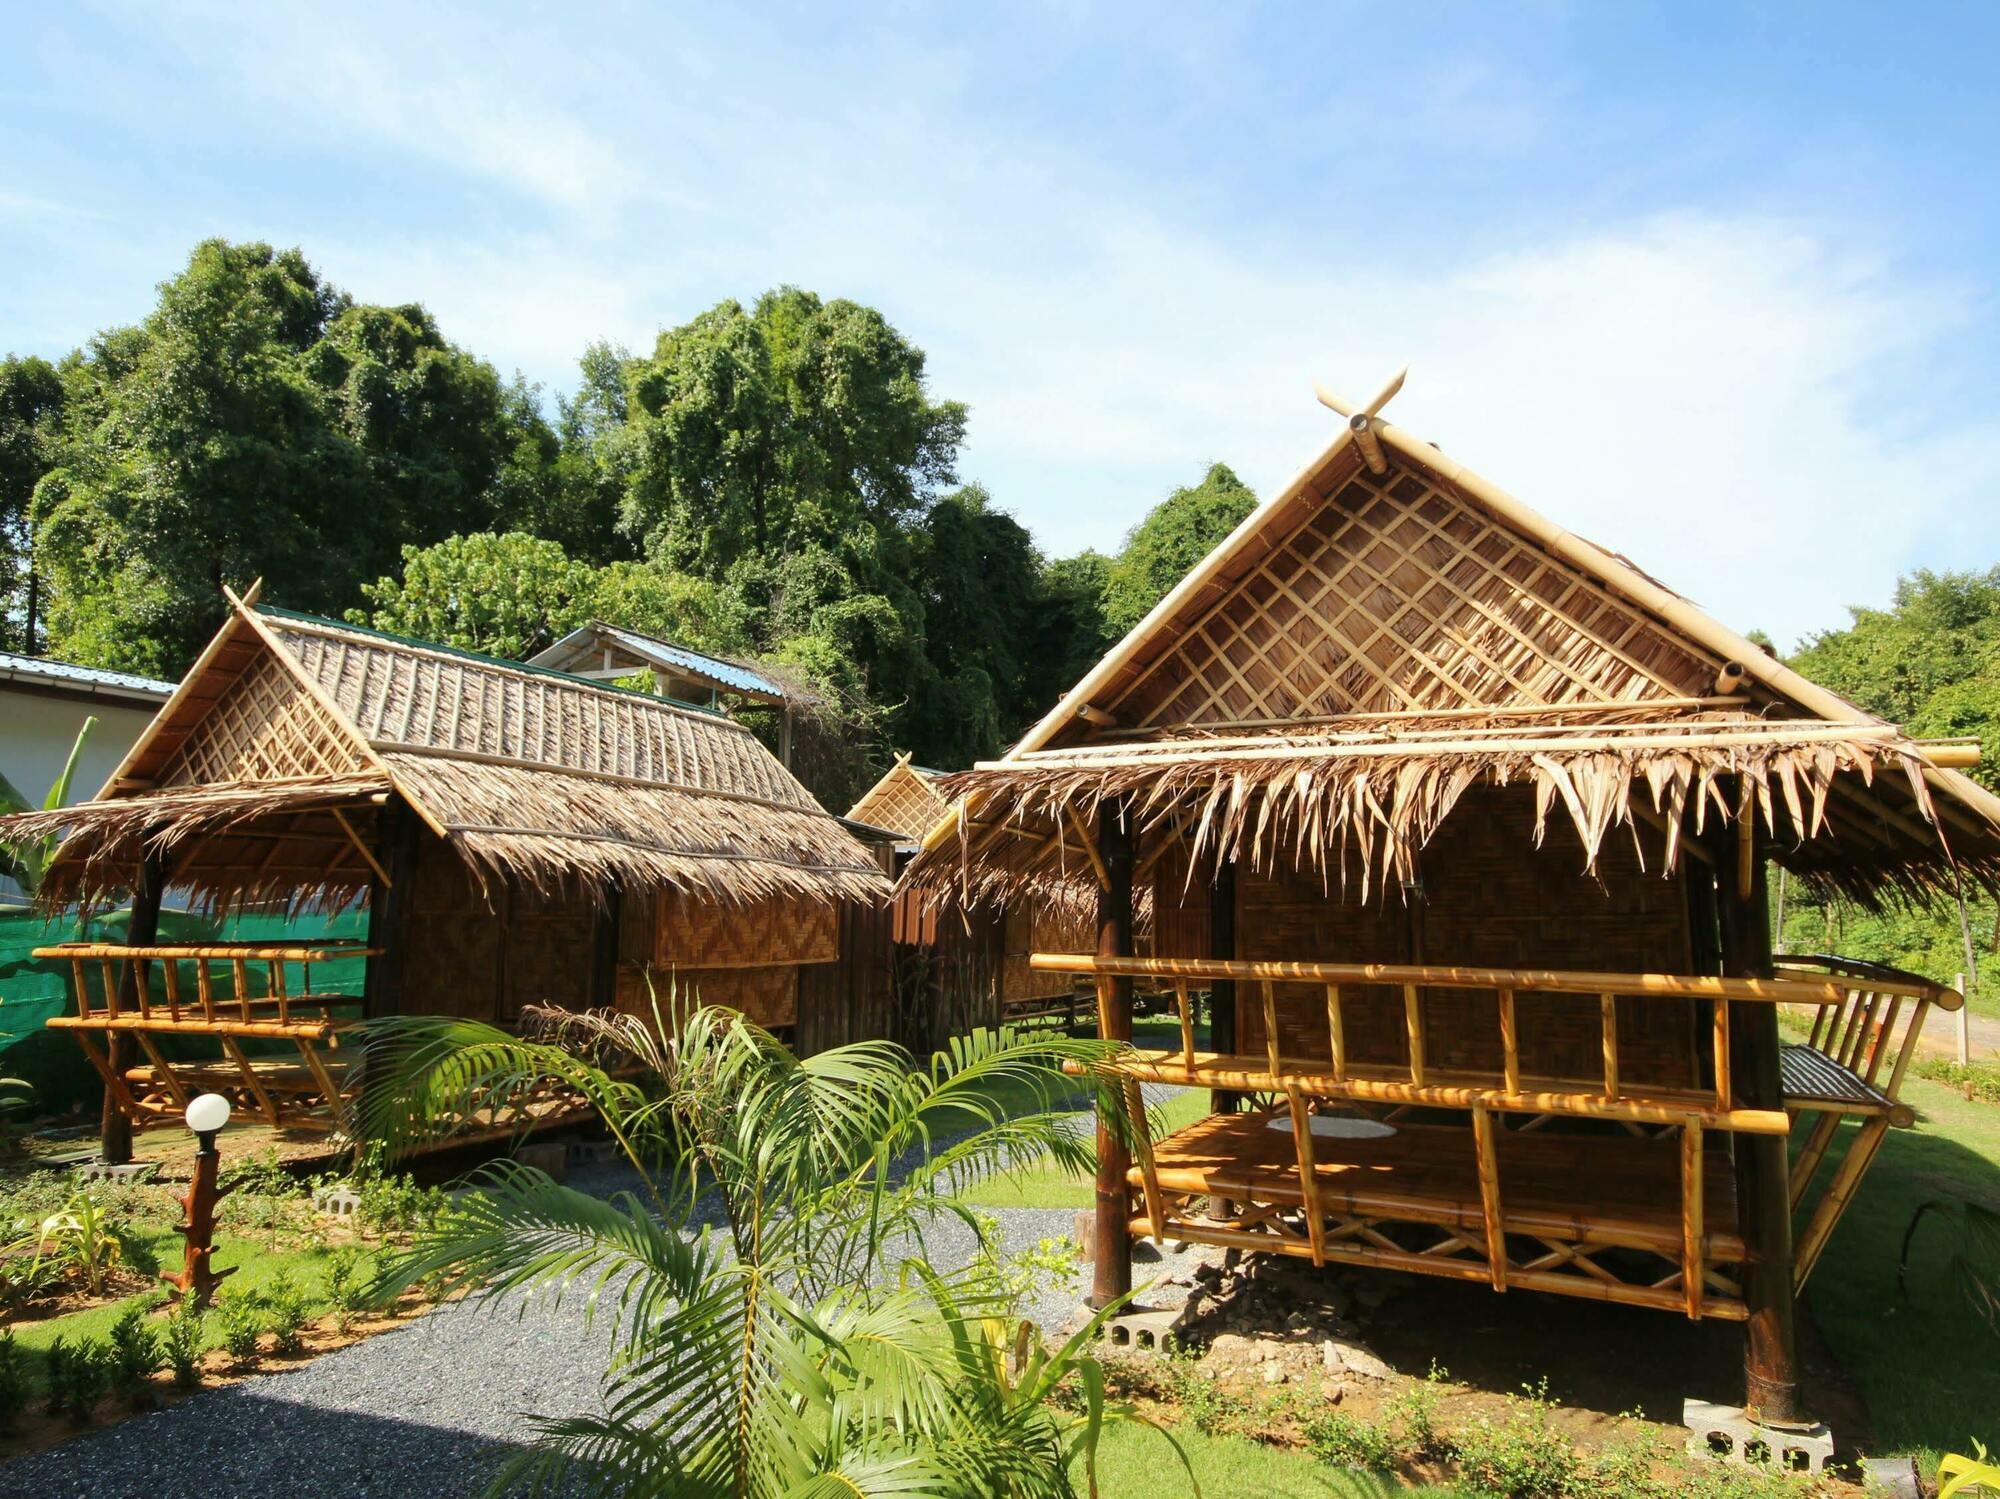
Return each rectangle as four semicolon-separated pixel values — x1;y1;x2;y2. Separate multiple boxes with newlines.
986;723;1908;772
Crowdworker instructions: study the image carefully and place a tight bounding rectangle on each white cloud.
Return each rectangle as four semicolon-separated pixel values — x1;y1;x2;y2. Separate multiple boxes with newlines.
918;213;1990;650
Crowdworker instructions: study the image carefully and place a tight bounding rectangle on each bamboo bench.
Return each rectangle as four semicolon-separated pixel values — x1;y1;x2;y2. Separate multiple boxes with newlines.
1037;950;1956;1319
33;942;373;1132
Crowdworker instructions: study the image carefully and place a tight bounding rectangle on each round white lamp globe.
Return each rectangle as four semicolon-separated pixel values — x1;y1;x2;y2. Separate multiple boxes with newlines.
184;1093;232;1135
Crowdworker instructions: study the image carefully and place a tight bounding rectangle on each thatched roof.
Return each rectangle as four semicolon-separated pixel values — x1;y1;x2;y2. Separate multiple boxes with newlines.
5;594;889;911
904;374;2000;910
845;754;950;846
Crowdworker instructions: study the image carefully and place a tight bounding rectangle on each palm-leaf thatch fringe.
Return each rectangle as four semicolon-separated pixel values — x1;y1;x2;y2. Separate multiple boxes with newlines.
903;729;2000;912
0;774;394;912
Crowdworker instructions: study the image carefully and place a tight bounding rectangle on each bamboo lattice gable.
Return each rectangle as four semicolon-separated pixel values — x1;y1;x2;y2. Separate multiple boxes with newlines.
902;373;2000;909
846;754;950;843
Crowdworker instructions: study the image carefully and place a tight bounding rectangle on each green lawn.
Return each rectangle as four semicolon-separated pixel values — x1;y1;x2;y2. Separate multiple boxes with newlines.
1797;1072;2000;1466
1086;1421;1440;1498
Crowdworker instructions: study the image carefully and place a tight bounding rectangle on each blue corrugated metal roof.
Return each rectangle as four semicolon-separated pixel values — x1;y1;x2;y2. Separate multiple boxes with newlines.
0;651;175;700
595;625;789;699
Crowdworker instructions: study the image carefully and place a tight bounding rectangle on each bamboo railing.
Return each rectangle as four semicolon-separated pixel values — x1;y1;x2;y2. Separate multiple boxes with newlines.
35;941;374;1131
1039;950;1958;1316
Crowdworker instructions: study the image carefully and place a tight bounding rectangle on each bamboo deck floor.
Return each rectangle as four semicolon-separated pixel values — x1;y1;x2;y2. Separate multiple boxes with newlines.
1134;1110;1745;1260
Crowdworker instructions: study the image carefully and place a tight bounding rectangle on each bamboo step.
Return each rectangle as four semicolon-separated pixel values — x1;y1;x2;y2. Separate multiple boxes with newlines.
1779;1044;1899;1119
1133;1110;1745;1260
123;1057;352;1095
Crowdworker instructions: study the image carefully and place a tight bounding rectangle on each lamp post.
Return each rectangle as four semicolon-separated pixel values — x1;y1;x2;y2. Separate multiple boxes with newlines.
163;1093;235;1309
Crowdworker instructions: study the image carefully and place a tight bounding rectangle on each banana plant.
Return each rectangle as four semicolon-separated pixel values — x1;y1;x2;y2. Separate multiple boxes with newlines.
0;714;96;896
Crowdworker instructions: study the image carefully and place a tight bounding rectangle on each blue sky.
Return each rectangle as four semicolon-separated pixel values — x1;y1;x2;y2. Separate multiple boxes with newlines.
4;2;1997;648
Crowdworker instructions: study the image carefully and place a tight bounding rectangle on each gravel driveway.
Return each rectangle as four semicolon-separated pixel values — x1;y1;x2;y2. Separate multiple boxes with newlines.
0;1109;1205;1499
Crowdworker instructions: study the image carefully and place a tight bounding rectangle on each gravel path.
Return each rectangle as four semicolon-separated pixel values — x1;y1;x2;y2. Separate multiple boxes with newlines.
1;1107;1208;1498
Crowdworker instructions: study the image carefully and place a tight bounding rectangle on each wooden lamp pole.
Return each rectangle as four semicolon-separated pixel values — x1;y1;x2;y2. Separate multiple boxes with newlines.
163;1093;235;1310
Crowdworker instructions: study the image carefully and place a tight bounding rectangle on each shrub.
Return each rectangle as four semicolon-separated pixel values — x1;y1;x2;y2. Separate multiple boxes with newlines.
324;1246;369;1333
1452;1382;1579;1499
108;1302;164;1401
221;1146;300;1198
1914;1058;2000;1104
45;1334;110;1423
1383;1361;1451;1462
212;1291;265;1369
264;1271;315;1354
163;1299;205;1389
0;1330;27;1427
1162;1350;1251;1436
1304;1410;1399;1470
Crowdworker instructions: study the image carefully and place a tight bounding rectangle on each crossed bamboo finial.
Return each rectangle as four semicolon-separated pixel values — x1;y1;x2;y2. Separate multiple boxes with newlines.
1314;366;1409;476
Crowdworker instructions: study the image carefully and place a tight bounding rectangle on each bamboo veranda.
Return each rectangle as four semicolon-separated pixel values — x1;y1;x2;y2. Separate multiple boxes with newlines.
901;370;2000;1433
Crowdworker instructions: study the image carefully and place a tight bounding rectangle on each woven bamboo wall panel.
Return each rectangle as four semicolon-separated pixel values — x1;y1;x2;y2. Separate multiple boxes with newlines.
1149;841;1211;962
1233;786;1699;1088
158;652;369;787
618;961;797;1029
395;837;502;1021
1002;901;1095;1001
1237;862;1412;1067
1416;788;1697;1087
1115;462;1719;728
654;891;837;968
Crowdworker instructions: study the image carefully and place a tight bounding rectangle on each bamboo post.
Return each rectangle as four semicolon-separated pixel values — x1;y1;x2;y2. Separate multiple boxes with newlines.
1682;1120;1706;1320
1208;851;1241;1114
1600;994;1620;1100
102;851;163;1165
1470;1105;1507;1290
1261;980;1282;1079
1718;819;1804;1425
1126;1077;1165;1240
1712;1000;1732;1112
1090;798;1136;1310
1957;973;1970;1065
1174;980;1194;1065
1793;1117;1890;1290
1286;1087;1328;1266
1404;983;1426;1085
1327;983;1347;1081
1787;1113;1842;1210
1498;987;1520;1092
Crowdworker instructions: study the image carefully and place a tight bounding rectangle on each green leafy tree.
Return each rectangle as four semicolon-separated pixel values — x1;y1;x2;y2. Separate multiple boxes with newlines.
29;239;554;676
1027;550;1114;721
1782;567;2000;998
361;1003;1183;1496
1792;568;2000;791
352;532;597;659
1102;462;1257;636
619;288;966;573
0;355;65;653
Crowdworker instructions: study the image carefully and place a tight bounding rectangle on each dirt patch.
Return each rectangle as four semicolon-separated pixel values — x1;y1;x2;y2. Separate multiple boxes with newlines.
1113;1252;1876;1483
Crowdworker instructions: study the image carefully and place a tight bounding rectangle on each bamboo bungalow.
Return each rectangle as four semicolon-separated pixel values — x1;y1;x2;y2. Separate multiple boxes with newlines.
2;589;891;1158
851;753;1099;1027
903;371;2000;1433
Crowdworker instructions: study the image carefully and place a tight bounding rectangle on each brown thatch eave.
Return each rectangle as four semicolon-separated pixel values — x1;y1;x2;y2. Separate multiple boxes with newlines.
900;725;2000;913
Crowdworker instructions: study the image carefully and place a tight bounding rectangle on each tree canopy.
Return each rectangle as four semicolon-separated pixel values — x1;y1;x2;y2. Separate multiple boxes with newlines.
5;238;1265;804
1101;461;1257;635
25;240;556;676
